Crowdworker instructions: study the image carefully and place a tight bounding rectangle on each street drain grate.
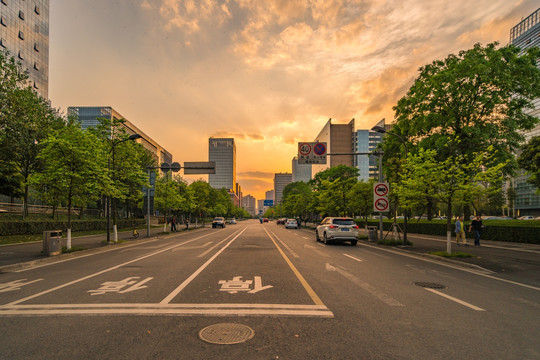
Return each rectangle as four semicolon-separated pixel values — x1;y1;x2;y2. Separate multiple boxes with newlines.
414;282;447;289
199;323;255;345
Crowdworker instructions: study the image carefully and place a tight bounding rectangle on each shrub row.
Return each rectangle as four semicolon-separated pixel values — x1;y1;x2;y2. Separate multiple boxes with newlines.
0;219;146;236
358;220;540;244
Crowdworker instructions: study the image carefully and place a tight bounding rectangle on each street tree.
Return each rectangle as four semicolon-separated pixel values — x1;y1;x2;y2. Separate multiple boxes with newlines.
517;136;540;193
31;119;106;248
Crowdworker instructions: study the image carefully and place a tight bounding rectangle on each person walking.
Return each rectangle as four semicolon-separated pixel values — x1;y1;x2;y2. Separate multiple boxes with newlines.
469;215;483;246
455;216;467;246
170;216;177;232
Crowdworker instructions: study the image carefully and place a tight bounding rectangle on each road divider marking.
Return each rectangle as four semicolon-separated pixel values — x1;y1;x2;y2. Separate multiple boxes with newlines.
266;229;299;258
303;244;330;258
264;227;326;307
6;230;231;306
424;288;486;311
343;254;363;262
172;241;212;252
326;263;404;307
160;228;247;304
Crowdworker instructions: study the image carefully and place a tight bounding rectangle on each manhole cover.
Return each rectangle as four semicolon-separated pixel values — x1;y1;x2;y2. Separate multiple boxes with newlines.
199;323;255;345
414;282;447;289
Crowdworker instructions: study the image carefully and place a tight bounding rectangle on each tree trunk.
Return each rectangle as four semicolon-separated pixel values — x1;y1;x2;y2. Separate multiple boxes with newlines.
446;201;452;254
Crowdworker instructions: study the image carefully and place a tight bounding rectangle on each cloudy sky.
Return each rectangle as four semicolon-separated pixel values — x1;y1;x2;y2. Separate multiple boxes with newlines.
49;0;538;200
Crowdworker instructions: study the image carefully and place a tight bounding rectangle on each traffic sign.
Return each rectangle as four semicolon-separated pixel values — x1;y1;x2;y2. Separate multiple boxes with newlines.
183;161;216;174
373;182;390;212
297;142;327;164
263;200;274;207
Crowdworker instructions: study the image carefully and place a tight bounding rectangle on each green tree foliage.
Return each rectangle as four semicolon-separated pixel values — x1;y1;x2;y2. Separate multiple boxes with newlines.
391;43;540;175
281;181;314;223
518;136;540;193
31;119;107;230
346;181;373;221
0;51;64;215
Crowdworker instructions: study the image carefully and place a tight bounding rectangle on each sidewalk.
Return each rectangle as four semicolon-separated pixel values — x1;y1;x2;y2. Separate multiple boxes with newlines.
0;224;206;270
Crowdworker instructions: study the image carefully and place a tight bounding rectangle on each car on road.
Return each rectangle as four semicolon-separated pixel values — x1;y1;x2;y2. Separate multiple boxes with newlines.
316;217;360;246
285;219;299;229
263;218;269;223
226;218;237;224
212;217;226;228
518;216;534;220
276;218;286;225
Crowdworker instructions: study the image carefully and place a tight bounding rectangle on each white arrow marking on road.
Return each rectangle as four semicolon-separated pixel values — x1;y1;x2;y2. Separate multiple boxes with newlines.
248;276;273;294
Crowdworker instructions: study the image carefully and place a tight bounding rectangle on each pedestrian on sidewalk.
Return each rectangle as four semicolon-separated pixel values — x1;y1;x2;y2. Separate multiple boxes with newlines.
170;216;177;232
455;216;467;246
469;215;483;246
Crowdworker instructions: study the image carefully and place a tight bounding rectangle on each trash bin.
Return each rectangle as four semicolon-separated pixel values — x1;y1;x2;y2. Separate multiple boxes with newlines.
43;230;62;256
367;226;378;242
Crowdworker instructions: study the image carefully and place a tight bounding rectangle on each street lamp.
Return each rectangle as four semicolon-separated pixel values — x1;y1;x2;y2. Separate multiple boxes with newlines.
371;125;408;244
107;133;142;243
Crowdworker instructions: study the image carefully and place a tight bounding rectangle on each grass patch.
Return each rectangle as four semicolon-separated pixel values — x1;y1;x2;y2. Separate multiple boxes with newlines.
377;239;414;246
62;246;86;253
429;251;475;258
358;235;368;240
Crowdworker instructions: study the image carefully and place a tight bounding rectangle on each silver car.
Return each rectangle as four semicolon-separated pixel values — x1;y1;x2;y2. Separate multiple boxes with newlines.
316;217;360;246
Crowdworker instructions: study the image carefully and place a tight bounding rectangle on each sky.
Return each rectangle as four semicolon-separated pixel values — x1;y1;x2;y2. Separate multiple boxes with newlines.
49;0;539;201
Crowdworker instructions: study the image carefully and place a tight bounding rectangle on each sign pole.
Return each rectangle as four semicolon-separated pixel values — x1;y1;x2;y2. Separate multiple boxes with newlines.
378;153;383;241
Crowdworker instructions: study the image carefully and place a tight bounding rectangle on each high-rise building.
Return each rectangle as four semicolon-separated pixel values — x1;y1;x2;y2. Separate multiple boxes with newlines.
509;8;540;216
354;119;390;181
292;156;312;183
265;190;274;201
242;194;256;216
67;106;172;166
208;138;236;192
0;0;49;98
312;118;355;175
274;173;292;205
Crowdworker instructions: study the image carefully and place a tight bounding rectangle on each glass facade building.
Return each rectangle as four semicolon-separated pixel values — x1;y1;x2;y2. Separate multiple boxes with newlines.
0;0;49;98
354;119;389;182
274;173;292;205
292;156;312;183
208;138;236;191
509;8;540;216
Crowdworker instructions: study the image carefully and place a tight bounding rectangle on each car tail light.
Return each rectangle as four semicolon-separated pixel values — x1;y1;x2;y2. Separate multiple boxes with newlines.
329;225;338;229
352;225;359;229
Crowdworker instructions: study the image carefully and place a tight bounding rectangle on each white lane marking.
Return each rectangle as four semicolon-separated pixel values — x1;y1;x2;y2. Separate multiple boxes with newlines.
357;242;540;291
424;288;486;311
160;228;247;304
172;241;212;252
325;263;404;306
343;254;363;262
266;230;299;258
302;237;309;240
0;303;333;317
6;230;231;306
304;244;330;258
198;237;231;258
317;243;325;248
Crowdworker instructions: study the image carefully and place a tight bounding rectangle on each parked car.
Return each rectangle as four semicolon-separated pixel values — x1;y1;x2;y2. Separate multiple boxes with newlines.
285;219;299;229
226;218;237;224
518;216;534;220
316;217;360;246
212;217;226;228
276;218;286;225
263;218;269;223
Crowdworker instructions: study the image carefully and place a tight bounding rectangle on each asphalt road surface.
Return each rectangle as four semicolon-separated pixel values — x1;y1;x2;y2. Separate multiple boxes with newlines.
1;220;539;359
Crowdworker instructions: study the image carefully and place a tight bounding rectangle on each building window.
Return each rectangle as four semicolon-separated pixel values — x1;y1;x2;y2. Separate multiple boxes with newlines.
33;62;39;70
35;6;40;15
34;42;39;52
18;51;24;60
0;38;6;48
19;11;24;20
18;31;24;40
1;16;6;26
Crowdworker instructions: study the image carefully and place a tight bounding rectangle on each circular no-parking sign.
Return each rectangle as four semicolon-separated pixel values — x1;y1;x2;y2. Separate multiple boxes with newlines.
313;142;326;156
374;198;389;212
299;143;311;156
374;183;389;197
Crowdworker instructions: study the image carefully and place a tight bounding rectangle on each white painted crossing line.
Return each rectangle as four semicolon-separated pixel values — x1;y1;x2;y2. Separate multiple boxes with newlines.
0;303;333;317
424;288;486;311
343;254;363;262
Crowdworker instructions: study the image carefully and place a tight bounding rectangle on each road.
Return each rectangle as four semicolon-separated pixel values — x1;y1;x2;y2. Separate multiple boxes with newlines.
0;220;539;359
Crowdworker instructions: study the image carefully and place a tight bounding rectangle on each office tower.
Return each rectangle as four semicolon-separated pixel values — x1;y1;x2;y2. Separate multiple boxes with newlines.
242;194;256;216
509;8;540;216
354;118;390;181
265;190;274;201
274;173;292;205
67;106;172;166
0;0;49;98
312;118;355;175
292;156;312;183
208;138;236;191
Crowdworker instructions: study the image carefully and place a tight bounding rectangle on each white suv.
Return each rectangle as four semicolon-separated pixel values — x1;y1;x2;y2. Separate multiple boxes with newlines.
316;217;360;246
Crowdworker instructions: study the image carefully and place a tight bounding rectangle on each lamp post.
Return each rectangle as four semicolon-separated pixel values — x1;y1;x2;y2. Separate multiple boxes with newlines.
107;133;142;243
371;125;408;244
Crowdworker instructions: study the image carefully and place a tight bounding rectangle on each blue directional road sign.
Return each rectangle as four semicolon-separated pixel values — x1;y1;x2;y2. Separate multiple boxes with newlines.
263;200;274;207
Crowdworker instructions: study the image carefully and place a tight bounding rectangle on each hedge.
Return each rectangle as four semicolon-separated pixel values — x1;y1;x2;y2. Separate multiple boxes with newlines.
0;219;146;236
356;219;540;244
